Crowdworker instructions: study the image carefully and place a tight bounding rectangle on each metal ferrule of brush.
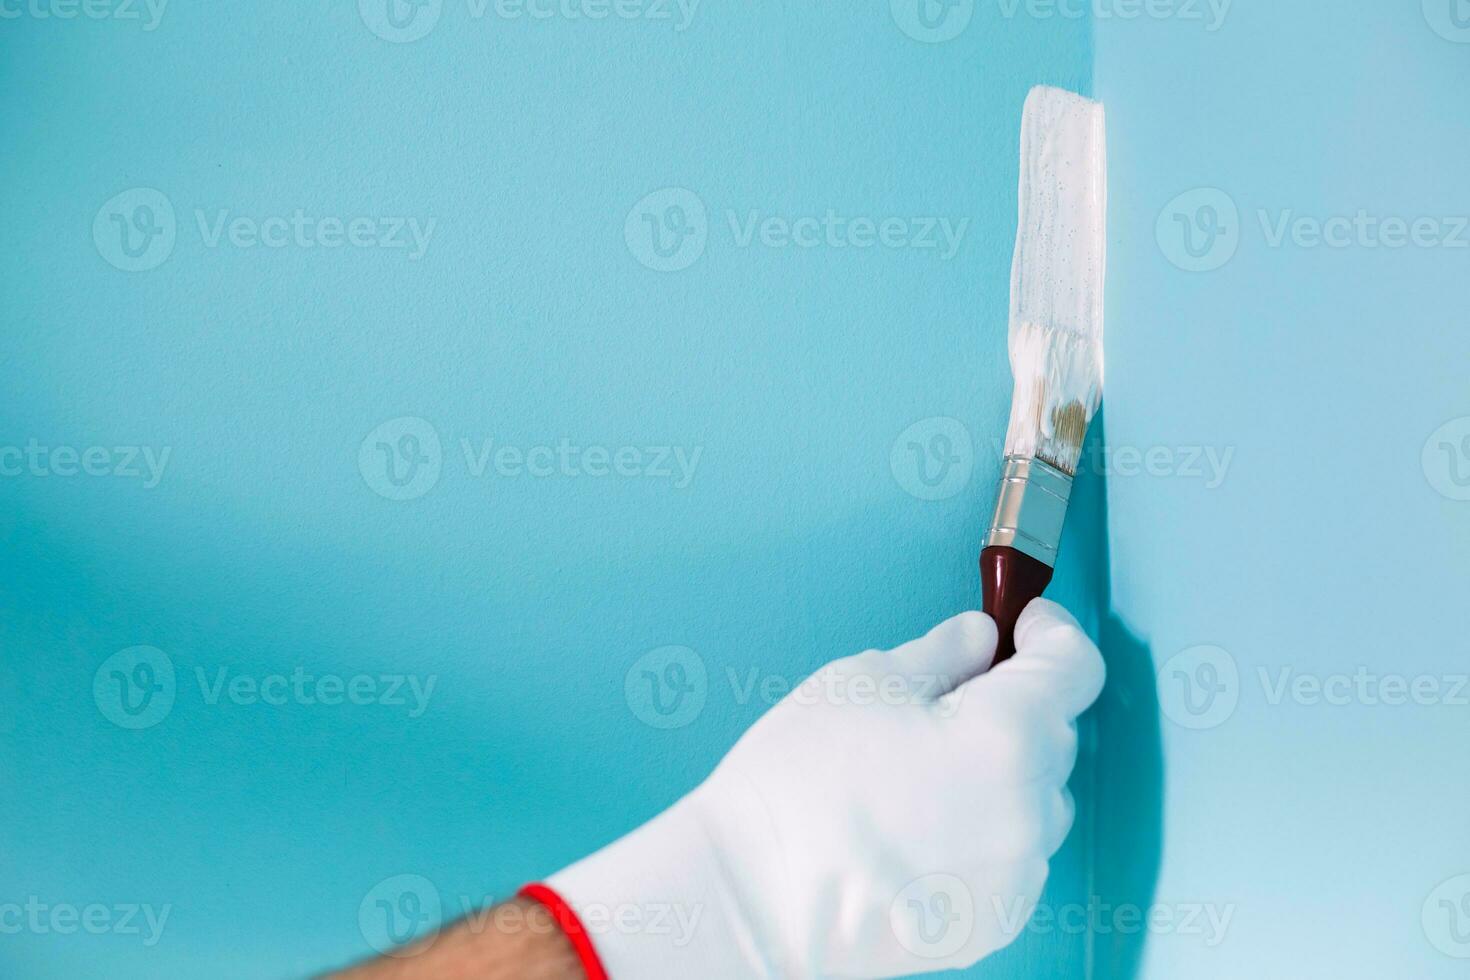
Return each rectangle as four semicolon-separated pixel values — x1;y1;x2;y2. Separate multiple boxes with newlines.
983;455;1073;568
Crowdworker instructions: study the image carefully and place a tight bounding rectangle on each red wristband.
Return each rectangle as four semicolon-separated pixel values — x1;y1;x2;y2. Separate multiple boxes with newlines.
518;883;611;980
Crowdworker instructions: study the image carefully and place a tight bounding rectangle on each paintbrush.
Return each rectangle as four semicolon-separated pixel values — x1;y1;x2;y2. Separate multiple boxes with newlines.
981;85;1107;661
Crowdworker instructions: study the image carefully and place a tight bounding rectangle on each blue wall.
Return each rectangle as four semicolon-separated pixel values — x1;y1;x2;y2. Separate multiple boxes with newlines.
0;3;1099;978
1094;2;1470;977
15;4;1458;978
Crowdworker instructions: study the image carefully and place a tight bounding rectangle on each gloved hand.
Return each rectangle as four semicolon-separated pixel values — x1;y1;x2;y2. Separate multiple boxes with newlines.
545;599;1105;979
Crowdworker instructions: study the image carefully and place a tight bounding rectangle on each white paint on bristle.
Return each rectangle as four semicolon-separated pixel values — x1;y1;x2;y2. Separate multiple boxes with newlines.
1002;86;1106;477
1003;319;1102;475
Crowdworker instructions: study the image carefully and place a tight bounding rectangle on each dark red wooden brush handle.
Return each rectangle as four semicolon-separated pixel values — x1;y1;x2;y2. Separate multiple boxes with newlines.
980;545;1054;663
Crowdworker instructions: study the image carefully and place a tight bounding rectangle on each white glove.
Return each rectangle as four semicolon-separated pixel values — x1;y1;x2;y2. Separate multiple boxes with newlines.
546;599;1105;979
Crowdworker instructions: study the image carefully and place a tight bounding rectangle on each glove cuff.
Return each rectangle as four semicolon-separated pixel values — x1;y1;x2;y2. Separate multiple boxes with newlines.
517;883;611;980
545;792;779;980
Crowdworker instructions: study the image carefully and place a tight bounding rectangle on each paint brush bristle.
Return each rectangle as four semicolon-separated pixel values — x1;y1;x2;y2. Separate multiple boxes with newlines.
1001;86;1107;477
1002;320;1102;476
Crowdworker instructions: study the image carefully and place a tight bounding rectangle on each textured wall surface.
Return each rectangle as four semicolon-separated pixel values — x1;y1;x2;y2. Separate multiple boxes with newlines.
1094;3;1470;978
0;4;1097;978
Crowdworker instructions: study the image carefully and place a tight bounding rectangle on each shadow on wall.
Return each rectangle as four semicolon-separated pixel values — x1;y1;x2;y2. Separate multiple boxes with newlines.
1084;412;1166;980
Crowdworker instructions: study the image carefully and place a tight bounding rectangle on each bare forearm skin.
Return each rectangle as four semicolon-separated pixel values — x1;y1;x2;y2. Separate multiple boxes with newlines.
325;898;583;980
